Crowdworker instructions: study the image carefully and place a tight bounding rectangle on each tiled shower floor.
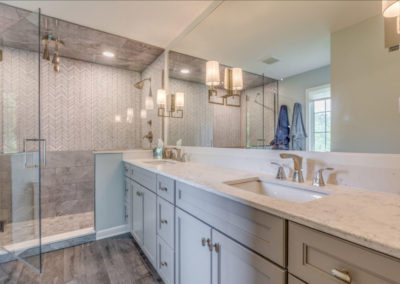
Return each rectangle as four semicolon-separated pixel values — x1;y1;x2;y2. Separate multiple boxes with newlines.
0;211;94;250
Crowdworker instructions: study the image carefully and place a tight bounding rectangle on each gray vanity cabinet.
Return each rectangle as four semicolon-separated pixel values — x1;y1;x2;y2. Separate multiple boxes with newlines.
175;208;212;284
132;180;157;267
288;222;400;284
212;230;286;284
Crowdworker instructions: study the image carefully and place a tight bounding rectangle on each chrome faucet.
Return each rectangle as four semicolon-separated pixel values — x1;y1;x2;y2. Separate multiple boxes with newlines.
162;147;187;162
270;162;286;180
313;168;334;187
280;153;304;183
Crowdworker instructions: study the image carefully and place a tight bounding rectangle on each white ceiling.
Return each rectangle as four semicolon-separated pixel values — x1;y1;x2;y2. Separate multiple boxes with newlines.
2;0;213;48
172;1;381;79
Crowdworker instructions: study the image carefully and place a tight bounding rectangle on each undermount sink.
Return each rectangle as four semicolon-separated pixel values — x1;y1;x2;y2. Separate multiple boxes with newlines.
224;177;332;203
144;160;177;165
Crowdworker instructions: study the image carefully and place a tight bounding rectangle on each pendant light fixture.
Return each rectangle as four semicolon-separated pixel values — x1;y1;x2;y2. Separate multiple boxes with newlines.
382;0;400;17
145;85;154;110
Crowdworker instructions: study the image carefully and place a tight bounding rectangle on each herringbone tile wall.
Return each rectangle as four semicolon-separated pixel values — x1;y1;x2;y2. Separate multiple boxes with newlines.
0;47;142;153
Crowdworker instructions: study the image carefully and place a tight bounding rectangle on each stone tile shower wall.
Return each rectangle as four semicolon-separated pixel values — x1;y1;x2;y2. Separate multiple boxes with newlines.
0;47;143;225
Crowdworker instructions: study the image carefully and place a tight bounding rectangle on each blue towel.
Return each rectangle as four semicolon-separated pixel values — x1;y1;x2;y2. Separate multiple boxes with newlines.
270;105;290;150
291;103;307;151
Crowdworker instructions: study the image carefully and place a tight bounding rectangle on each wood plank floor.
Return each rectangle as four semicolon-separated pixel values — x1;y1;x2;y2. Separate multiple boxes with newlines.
0;234;163;284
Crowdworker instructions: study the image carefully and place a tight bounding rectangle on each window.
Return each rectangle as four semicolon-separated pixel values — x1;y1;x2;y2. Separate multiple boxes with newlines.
307;85;331;152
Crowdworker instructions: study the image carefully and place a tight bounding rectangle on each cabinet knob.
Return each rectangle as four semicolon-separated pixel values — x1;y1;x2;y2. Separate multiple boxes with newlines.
331;269;352;283
160;219;168;224
160;261;167;267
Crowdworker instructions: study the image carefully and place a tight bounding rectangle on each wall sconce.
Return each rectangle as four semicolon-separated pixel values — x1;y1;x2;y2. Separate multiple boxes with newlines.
206;60;242;107
157;89;184;118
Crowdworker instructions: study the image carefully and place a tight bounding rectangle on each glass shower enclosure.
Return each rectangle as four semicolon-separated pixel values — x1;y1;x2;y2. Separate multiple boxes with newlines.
0;7;42;272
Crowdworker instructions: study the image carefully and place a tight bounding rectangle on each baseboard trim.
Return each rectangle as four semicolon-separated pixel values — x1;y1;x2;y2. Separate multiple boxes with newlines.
96;224;129;240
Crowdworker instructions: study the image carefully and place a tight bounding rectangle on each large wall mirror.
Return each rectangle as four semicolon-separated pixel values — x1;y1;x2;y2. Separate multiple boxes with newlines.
164;1;400;154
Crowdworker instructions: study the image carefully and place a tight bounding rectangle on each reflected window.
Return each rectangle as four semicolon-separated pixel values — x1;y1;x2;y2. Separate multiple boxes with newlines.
307;85;331;152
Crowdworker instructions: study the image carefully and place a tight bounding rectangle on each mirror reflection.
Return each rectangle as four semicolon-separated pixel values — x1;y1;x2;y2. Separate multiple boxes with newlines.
166;1;400;154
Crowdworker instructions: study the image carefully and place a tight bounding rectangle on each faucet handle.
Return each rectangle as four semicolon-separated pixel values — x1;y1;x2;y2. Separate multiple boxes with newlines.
270;162;286;180
313;168;334;187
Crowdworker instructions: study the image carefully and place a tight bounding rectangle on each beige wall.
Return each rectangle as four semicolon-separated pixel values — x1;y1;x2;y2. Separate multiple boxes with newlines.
331;15;400;154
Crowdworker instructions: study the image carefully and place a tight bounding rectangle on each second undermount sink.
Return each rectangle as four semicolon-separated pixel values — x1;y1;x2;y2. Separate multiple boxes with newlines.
144;160;177;165
224;177;332;203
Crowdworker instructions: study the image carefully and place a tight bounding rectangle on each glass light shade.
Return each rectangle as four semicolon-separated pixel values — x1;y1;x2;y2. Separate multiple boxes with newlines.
383;0;400;17
157;89;167;105
140;109;147;119
206;61;220;86
224;68;230;90
175;92;184;107
232;68;243;91
145;96;154;110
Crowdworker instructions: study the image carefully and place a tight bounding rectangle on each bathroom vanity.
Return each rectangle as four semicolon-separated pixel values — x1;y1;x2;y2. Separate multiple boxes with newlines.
122;159;400;284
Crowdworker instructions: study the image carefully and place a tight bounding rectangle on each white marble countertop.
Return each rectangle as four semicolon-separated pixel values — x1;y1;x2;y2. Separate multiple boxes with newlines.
124;158;400;259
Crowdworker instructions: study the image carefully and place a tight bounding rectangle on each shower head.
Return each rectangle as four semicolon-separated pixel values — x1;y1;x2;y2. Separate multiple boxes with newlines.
134;78;151;89
134;81;145;89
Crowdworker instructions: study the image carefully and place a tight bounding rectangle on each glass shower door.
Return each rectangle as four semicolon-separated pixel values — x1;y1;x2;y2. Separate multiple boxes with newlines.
0;6;42;273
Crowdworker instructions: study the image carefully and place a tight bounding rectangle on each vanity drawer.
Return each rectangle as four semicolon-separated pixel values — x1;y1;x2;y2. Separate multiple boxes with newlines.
176;181;286;266
133;166;156;192
157;236;174;284
157;197;175;248
288;222;400;284
157;174;175;203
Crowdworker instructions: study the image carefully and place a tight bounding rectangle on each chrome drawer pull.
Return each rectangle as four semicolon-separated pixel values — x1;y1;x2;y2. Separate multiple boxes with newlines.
160;219;168;224
160;186;168;191
331;269;352;283
160;261;167;267
207;238;213;252
213;243;220;253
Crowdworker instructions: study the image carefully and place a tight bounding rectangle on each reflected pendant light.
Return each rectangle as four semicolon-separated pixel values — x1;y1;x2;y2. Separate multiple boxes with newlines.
145;86;154;110
382;0;400;17
206;61;220;88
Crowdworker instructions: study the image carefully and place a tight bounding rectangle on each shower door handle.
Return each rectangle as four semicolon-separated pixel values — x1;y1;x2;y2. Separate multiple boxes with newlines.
23;138;46;168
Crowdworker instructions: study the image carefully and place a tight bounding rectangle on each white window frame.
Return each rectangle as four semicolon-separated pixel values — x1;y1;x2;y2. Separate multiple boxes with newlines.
306;84;331;152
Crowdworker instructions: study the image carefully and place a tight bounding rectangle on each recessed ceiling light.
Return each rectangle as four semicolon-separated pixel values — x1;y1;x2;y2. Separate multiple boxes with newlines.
180;69;190;74
103;51;115;57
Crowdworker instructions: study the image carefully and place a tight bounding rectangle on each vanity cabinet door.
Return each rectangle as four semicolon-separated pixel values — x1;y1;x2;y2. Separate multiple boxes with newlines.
211;229;286;284
126;178;133;234
176;209;212;284
132;181;144;245
143;187;157;267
